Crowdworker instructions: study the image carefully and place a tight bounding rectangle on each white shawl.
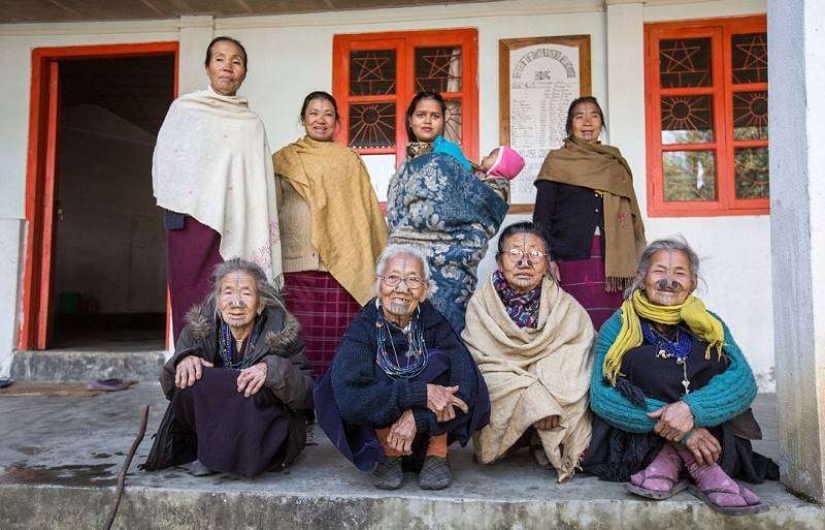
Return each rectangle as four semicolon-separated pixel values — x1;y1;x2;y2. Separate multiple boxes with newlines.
152;87;282;281
462;276;595;481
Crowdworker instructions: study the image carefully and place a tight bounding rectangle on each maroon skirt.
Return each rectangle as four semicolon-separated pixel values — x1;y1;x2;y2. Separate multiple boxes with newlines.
167;217;223;343
557;234;623;331
283;271;362;376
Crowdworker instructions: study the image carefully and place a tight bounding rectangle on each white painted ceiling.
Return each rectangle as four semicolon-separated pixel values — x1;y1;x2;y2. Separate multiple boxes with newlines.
1;0;507;24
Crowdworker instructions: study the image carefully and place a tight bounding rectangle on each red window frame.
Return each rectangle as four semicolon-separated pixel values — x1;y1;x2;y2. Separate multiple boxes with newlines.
332;28;479;164
644;15;768;217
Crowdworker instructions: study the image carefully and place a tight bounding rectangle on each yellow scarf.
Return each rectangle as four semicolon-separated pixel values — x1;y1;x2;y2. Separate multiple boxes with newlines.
603;290;725;386
272;136;387;305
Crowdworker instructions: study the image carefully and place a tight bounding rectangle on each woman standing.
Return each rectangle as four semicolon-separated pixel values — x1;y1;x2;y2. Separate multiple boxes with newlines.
153;37;281;342
533;96;646;330
272;91;387;375
387;91;509;334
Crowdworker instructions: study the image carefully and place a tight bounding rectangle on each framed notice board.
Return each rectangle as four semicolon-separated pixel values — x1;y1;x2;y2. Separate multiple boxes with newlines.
499;35;591;213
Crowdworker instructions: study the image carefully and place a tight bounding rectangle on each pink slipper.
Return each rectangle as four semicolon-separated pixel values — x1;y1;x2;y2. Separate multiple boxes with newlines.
627;442;689;500
675;444;769;515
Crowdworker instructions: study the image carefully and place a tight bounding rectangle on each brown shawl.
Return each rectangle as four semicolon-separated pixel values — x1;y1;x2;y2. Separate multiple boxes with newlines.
536;136;646;291
272;137;387;305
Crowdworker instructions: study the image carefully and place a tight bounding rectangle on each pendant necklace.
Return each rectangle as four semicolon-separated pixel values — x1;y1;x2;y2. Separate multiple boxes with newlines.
641;320;694;395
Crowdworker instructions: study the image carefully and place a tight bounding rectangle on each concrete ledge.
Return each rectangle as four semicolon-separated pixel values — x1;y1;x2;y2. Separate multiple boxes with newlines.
10;350;165;382
0;387;820;530
1;483;823;530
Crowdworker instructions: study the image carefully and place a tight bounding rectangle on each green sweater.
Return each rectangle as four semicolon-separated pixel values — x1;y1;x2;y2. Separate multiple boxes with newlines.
589;309;757;433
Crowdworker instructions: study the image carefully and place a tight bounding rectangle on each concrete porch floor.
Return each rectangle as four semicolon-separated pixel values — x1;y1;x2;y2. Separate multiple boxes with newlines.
0;387;821;530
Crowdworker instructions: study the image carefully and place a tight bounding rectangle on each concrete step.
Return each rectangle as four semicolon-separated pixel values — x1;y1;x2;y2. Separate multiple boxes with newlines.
0;388;820;530
10;349;165;382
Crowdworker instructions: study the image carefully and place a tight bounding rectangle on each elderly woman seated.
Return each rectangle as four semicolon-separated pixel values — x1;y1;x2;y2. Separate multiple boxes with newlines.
314;243;489;490
583;238;777;515
142;258;313;477
462;222;595;482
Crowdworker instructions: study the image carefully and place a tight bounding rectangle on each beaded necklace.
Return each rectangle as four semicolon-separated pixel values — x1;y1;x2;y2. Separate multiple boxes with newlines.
641;319;694;395
218;318;261;371
375;301;428;380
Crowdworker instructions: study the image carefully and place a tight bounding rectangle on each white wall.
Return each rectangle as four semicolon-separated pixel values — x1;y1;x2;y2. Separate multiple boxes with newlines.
0;0;774;388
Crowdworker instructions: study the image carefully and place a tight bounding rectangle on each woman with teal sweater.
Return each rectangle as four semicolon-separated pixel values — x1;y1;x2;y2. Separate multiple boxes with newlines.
583;238;776;516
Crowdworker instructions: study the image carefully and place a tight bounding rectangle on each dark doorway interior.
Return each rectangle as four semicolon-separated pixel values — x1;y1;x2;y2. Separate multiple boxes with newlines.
53;55;175;350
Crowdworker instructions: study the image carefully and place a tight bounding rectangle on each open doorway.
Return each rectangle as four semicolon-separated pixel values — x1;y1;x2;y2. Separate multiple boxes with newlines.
20;42;178;352
52;55;175;350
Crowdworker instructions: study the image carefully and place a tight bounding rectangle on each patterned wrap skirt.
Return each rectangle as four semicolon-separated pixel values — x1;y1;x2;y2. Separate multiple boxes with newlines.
557;234;624;331
283;271;362;376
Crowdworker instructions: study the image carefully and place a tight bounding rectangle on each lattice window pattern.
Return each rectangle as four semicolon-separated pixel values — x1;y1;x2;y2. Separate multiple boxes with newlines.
349;50;396;96
415;47;462;93
660;95;714;144
733;91;768;140
732;32;767;84
444;99;462;145
348;103;396;149
659;37;712;88
646;16;768;216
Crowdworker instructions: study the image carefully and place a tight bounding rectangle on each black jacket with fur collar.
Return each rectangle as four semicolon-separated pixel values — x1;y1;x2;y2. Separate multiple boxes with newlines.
161;302;312;411
147;301;313;472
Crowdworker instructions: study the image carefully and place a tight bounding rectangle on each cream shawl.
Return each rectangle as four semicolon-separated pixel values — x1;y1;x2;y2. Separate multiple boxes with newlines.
272;136;387;305
152;87;282;281
462;276;595;482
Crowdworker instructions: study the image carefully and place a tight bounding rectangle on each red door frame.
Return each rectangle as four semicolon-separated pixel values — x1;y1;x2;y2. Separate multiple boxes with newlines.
19;41;179;351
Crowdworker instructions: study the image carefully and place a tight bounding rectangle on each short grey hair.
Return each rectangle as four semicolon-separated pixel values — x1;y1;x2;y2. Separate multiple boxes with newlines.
625;237;700;300
374;244;431;296
205;258;285;318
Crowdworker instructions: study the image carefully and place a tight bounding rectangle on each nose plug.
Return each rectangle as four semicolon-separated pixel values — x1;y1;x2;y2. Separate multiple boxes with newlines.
657;279;680;290
228;297;247;307
516;256;535;267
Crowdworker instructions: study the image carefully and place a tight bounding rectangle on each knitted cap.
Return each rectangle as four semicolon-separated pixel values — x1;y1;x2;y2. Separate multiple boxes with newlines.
487;146;526;181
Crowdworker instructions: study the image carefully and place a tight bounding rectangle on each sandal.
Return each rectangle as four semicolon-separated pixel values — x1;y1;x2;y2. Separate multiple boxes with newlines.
627;443;688;500
627;476;689;500
675;444;769;516
687;483;769;516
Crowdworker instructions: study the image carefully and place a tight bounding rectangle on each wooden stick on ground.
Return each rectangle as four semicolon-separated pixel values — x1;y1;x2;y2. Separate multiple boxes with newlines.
103;405;150;530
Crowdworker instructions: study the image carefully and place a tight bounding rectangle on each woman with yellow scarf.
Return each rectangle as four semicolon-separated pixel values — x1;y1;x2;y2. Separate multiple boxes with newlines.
583;238;776;516
272;91;387;375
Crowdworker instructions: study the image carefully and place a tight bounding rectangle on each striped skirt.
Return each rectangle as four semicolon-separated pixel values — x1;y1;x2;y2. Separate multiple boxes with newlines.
283;271;362;376
557;234;624;332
